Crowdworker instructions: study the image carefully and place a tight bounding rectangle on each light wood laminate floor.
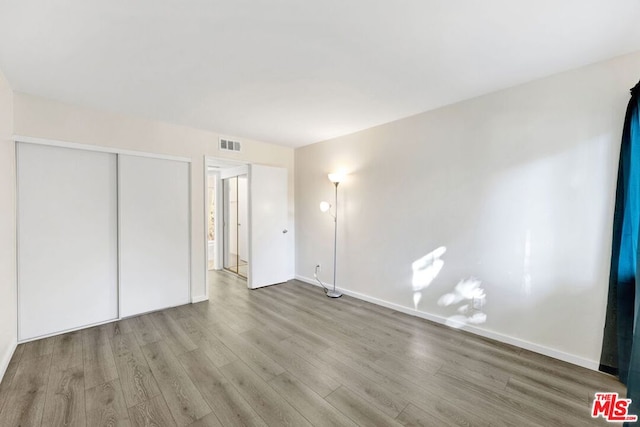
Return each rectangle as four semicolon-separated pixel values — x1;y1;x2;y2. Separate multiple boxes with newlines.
0;270;625;426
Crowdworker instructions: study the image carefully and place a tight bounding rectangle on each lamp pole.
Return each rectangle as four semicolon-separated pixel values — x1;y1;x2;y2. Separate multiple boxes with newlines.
327;180;342;298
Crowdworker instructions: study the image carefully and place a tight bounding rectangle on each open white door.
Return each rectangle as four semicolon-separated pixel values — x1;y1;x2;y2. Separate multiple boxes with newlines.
248;164;290;289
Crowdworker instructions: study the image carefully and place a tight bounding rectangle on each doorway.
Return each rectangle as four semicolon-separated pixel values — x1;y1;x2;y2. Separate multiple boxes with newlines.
223;175;248;278
204;156;292;295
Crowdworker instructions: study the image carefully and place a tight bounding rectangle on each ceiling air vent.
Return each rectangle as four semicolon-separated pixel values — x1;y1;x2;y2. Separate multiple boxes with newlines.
219;138;241;152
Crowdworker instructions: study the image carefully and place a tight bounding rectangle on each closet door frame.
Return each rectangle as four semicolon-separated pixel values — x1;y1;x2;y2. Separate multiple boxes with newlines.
14;135;192;343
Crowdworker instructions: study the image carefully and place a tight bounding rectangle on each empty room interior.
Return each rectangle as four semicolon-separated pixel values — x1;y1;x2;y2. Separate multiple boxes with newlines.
2;1;640;426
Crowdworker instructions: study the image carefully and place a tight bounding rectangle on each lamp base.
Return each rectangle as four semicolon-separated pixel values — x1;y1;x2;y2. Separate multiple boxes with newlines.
326;289;342;298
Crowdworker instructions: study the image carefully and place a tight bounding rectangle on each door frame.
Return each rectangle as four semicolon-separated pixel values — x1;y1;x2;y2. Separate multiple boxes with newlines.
203;156;250;297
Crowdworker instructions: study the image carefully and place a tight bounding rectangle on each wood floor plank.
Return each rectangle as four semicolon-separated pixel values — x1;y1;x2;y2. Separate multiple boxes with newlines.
505;376;598;424
255;322;292;343
373;353;442;389
301;345;409;418
187;412;224;427
273;286;370;334
257;298;385;362
507;369;593;407
240;290;363;351
150;311;198;357
238;293;334;352
42;365;86;427
325;386;403;427
459;333;523;357
220;360;312;427
279;334;332;362
51;330;84;372
0;344;24;413
459;339;623;401
129;395;177;427
215;294;293;342
21;335;56;361
396;402;461;427
519;348;625;392
100;320;135;338
510;351;618;407
334;354;485;427
436;357;510;392
205;300;262;334
374;316;464;353
241;328;340;398
86;380;132;427
141;341;211;427
111;332;161;407
166;304;198;321
178;349;265;427
203;321;286;382
436;391;539;427
173;316;238;368
0;353;52;427
428;370;586;426
268;372;358;427
129;314;163;346
83;325;119;389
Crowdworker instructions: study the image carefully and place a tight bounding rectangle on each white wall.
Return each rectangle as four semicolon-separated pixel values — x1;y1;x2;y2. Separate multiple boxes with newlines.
12;92;295;302
295;51;640;368
0;69;16;380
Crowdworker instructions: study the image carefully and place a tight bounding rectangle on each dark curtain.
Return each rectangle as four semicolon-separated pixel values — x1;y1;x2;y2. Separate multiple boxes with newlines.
601;80;640;422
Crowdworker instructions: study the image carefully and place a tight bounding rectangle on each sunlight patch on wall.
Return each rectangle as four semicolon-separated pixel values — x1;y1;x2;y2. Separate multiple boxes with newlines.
411;246;446;309
438;278;487;328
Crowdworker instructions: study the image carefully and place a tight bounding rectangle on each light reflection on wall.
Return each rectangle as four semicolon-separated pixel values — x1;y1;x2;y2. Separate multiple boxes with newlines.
411;246;446;309
438;278;487;329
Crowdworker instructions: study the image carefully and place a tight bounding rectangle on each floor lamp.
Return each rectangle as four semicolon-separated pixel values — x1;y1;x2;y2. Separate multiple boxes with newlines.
320;172;345;298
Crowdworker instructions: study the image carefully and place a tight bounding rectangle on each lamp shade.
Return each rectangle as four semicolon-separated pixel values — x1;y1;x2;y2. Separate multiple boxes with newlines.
319;201;331;212
328;172;345;183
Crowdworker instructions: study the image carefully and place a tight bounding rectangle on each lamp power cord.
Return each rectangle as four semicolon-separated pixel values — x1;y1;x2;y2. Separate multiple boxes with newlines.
314;264;330;294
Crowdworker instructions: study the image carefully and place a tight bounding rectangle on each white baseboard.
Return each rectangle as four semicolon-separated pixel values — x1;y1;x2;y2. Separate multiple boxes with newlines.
191;295;209;303
0;339;17;384
294;274;599;371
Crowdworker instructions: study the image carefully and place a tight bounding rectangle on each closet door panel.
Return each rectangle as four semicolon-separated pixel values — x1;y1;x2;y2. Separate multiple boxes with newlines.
119;155;190;317
17;143;118;340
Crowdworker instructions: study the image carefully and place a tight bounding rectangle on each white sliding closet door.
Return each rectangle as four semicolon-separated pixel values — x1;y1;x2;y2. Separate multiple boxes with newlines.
119;155;190;317
17;143;118;340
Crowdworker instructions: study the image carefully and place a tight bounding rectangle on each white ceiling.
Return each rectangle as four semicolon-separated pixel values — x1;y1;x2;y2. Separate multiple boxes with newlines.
1;1;639;147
